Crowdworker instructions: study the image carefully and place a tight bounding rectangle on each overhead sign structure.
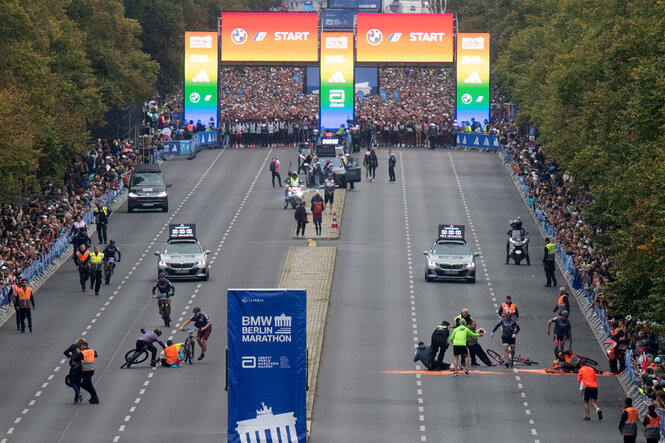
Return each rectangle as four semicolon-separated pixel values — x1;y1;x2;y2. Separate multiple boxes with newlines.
184;32;218;127
320;32;355;130
456;33;490;126
220;13;319;62
227;289;307;443
356;13;454;63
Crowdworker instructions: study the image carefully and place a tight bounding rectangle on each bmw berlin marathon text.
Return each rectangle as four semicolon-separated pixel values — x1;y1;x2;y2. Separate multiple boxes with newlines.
241;314;293;343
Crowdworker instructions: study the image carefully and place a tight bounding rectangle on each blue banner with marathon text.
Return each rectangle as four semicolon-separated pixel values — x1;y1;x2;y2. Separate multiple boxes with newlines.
456;133;500;149
321;9;356;29
228;289;307;443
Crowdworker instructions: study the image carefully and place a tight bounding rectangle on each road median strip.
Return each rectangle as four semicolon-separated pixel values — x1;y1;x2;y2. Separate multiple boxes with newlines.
278;246;336;424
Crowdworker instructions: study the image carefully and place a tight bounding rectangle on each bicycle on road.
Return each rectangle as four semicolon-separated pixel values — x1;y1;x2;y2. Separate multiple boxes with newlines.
121;346;149;369
153;293;171;327
487;349;538;366
182;329;197;365
104;257;116;285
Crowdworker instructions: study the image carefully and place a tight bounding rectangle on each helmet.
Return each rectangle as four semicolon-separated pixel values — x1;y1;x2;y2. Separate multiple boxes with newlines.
561;310;569;317
154;328;162;336
193;307;201;314
109;239;115;244
158;272;166;278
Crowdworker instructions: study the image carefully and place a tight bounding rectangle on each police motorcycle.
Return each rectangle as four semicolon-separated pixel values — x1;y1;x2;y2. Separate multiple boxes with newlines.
506;217;530;265
284;172;304;209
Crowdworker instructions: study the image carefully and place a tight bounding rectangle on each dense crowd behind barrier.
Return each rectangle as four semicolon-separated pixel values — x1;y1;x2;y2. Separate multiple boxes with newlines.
498;128;665;430
0;141;140;307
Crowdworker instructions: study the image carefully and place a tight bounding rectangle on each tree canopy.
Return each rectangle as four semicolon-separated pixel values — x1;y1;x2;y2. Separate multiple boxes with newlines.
453;0;665;322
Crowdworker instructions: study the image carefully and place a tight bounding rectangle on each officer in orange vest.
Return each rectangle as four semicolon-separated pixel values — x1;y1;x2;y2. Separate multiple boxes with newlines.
79;340;99;404
15;279;35;333
160;340;182;368
619;397;638;442
553;287;570;315
497;295;519;318
9;278;21;331
643;403;661;442
74;244;91;292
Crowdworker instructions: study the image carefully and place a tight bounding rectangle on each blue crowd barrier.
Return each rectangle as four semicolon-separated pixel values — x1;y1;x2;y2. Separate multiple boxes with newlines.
0;182;125;307
456;133;500;149
158;130;219;162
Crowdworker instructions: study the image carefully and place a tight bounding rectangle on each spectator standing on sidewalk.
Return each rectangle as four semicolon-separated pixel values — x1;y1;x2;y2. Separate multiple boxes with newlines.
388;149;397;182
270;157;282;188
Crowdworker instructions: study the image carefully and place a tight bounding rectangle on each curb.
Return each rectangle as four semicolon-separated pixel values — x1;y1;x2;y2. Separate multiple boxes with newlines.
497;151;646;415
0;190;128;329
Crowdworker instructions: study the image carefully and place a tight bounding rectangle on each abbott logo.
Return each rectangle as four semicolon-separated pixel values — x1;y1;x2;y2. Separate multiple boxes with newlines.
242;356;256;368
231;28;248;45
253;32;267;41
329;90;345;108
366;29;383;45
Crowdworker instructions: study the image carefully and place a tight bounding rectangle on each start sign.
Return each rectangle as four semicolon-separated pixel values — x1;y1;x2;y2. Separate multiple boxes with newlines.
438;224;465;241
169;223;196;239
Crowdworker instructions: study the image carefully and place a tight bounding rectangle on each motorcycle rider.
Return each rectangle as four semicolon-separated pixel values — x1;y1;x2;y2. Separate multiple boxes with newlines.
284;172;300;209
506;217;529;265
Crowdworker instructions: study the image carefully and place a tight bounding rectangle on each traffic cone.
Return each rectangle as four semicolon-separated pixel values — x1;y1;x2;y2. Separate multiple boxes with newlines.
331;211;339;229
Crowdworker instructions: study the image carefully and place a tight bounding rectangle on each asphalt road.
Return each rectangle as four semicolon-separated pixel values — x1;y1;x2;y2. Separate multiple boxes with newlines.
312;149;626;442
0;147;626;443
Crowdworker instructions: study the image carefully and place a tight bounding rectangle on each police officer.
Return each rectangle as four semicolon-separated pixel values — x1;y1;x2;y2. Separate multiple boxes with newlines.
15;278;35;333
63;338;85;403
89;245;104;295
543;237;558;287
498;295;519;318
429;321;450;370
79;340;99;404
74;244;91;292
618;397;638;442
93;201;109;244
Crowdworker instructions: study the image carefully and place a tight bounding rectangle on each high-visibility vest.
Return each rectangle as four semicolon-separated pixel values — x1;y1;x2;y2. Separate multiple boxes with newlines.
564;353;580;367
17;287;32;309
11;284;19;305
645;413;661;438
90;252;104;270
76;250;90;266
164;345;180;365
557;295;568;312
545;243;556;261
621;407;638;436
501;302;516;314
81;349;95;372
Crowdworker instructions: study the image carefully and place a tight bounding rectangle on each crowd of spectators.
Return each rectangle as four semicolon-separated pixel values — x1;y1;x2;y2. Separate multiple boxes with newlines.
0;140;139;295
501;121;665;412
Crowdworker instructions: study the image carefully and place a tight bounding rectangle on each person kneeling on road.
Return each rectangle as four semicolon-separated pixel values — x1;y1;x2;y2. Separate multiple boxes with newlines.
135;328;166;368
159;340;182;368
467;320;494;367
429;321;450;370
414;341;449;371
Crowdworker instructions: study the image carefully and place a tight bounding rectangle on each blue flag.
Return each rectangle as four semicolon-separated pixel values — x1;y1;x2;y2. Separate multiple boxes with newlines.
379;89;388;104
357;90;365;101
393;89;400;102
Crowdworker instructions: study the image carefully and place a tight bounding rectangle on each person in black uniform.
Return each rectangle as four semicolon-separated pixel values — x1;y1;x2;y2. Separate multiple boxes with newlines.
63;338;85;403
543;237;558;287
429;321;450;370
93;201;109;244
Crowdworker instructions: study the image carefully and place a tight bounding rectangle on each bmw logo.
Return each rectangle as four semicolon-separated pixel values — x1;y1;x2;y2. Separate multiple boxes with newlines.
190;92;201;103
461;93;472;104
231;28;248;45
366;29;383;46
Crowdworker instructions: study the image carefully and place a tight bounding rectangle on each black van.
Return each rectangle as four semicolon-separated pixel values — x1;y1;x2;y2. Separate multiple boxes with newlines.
127;164;171;212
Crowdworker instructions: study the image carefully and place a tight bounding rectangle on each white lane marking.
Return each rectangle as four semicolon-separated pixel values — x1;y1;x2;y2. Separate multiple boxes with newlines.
448;151;539;439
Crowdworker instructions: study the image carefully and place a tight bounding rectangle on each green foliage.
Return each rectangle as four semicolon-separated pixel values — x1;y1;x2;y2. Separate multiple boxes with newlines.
466;0;665;321
0;0;157;193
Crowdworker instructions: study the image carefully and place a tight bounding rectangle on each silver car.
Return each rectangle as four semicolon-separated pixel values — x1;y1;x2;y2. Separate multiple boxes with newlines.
155;239;209;280
424;240;478;283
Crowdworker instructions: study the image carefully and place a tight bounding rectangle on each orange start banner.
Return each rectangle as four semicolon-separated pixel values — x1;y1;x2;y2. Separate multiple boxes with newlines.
220;12;319;62
356;13;454;63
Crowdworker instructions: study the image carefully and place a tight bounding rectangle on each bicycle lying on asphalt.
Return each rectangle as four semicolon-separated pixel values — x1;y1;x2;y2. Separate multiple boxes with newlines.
120;346;149;369
486;349;538;366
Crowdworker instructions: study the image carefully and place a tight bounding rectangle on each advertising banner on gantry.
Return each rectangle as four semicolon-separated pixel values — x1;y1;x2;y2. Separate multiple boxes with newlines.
320;32;355;130
184;32;218;127
227;289;307;443
356;13;454;63
220;13;319;62
456;33;490;126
